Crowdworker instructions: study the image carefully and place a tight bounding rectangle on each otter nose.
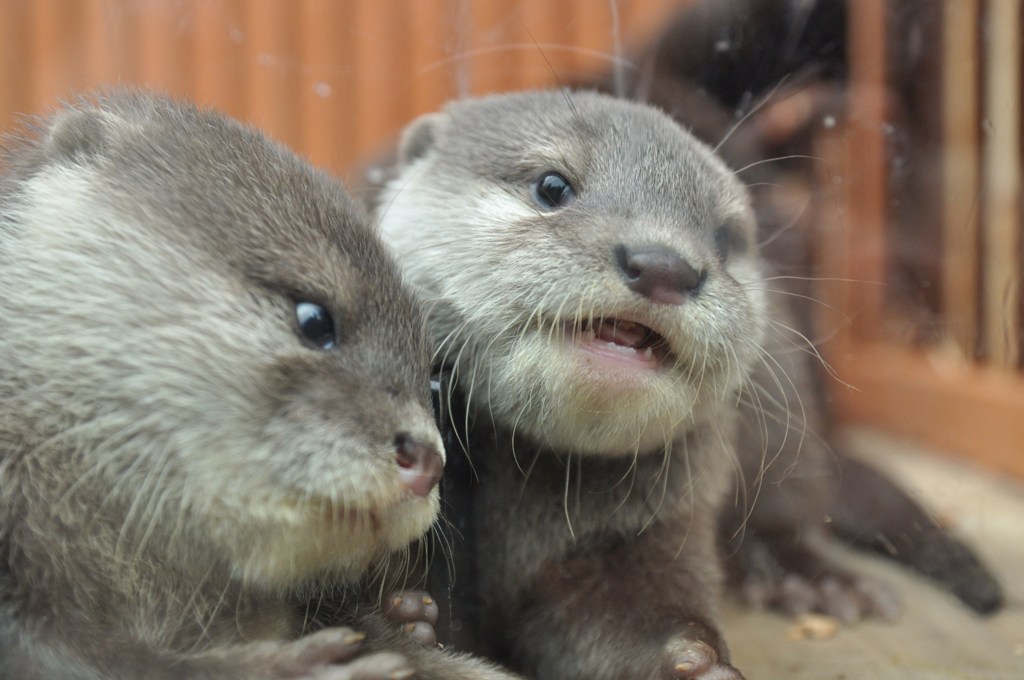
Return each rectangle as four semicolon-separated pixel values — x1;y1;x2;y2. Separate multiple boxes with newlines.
394;434;444;497
614;244;705;305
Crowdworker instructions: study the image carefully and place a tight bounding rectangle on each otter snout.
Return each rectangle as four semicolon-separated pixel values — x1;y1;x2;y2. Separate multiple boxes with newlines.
394;434;444;497
614;244;706;305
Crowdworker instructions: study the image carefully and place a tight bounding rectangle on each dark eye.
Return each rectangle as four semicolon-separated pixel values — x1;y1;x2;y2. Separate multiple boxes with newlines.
714;225;746;262
295;301;336;350
532;172;576;209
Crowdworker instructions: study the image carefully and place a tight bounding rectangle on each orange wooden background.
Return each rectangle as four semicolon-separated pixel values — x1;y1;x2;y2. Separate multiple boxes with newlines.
818;0;1024;479
0;0;684;179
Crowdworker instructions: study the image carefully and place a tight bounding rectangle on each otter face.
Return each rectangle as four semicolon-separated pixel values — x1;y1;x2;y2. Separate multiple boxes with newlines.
378;91;767;456
0;93;443;588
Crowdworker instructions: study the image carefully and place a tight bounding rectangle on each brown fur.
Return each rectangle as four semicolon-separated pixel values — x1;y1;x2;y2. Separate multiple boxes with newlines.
377;90;755;679
603;0;1003;618
0;91;519;679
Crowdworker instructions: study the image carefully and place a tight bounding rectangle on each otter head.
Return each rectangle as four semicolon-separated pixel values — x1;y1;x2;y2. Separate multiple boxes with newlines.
377;90;767;456
0;92;443;590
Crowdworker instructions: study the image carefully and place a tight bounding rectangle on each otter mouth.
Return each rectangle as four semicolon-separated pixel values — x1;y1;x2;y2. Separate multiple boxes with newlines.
570;318;673;370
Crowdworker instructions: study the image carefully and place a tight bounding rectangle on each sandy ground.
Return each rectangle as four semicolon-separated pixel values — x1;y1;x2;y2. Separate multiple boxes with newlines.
723;428;1024;680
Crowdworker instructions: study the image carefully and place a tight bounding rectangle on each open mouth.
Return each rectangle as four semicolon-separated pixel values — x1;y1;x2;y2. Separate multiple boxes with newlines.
570;317;672;370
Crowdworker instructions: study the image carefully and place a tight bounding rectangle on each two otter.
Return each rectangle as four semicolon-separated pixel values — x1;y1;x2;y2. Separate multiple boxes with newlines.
372;88;1003;679
0;92;516;679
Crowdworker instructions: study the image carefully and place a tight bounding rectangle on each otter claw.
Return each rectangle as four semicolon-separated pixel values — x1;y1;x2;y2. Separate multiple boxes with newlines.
383;590;439;648
664;636;745;680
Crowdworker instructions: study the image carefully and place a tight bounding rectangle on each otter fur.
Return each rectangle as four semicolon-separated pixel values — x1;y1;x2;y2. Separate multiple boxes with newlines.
377;90;756;680
602;0;1003;617
0;91;519;680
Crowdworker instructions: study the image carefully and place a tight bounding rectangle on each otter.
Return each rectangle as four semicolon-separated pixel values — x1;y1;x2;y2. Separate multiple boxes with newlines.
598;0;1003;618
0;91;518;680
376;90;756;680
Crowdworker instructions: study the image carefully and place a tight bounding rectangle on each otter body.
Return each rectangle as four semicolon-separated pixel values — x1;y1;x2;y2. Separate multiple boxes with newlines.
377;91;758;680
0;92;517;680
606;0;1003;618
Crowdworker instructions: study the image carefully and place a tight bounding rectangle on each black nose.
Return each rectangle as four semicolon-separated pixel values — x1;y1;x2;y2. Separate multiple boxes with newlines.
394;434;444;497
614;244;705;305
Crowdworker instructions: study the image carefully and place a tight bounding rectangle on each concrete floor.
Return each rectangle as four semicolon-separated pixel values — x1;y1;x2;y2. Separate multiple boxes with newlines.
723;428;1024;680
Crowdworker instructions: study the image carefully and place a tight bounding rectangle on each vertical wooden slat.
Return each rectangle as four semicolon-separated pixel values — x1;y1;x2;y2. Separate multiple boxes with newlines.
941;0;981;359
521;0;576;87
844;0;889;339
0;0;33;129
469;0;521;95
103;1;142;89
246;0;301;149
30;0;86;110
84;0;117;87
353;0;413;162
139;0;190;97
811;123;856;359
299;0;353;175
982;0;1021;368
568;0;610;82
409;0;457;117
192;0;247;121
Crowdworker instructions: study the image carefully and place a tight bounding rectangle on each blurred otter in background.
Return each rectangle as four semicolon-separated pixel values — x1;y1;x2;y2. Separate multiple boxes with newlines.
598;0;1004;618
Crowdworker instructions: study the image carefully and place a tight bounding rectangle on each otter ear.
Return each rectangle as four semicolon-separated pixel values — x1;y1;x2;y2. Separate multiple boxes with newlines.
398;113;445;166
43;107;121;164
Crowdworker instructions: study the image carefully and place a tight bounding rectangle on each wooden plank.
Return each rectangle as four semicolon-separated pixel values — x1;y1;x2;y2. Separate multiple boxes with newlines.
0;0;33;128
467;0;521;95
352;0;412;163
520;0;576;87
298;0;353;175
139;0;190;96
832;342;1024;480
29;0;86;109
191;0;247;121
245;0;301;149
409;0;458;119
843;0;889;339
941;0;981;359
981;0;1021;368
810;123;857;358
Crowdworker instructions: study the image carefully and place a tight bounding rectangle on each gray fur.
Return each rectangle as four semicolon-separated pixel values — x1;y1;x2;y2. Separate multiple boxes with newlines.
376;90;759;679
0;91;518;679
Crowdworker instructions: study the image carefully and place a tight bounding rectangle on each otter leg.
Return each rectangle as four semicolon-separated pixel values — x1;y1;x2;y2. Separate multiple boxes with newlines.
499;521;744;680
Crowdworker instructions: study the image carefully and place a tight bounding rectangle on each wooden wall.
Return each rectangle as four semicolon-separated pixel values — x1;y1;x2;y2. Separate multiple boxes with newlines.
816;0;1024;479
0;0;684;179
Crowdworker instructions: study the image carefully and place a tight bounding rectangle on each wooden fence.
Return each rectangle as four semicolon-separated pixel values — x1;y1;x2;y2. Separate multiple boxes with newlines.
817;0;1024;478
0;0;682;177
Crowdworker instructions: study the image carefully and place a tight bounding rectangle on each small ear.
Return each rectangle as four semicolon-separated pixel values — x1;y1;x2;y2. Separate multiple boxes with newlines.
398;113;445;166
43;107;119;163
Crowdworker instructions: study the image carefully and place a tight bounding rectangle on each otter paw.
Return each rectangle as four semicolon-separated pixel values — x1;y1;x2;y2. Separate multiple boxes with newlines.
742;570;900;624
383;590;439;648
730;536;902;623
663;636;744;680
203;627;413;680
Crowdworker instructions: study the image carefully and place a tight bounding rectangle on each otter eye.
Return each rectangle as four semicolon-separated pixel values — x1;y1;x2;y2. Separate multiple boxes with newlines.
714;225;746;262
295;301;336;350
533;172;575;209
